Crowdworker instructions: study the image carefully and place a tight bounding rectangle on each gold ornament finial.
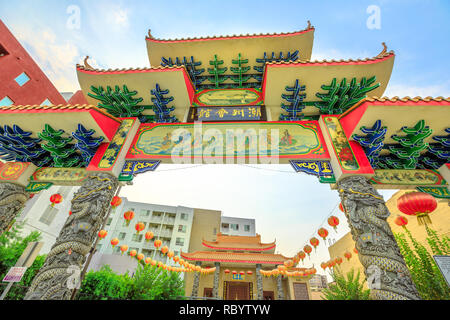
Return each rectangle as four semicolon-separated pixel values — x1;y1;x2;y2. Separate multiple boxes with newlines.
148;29;153;38
83;56;93;70
307;20;312;29
377;42;387;57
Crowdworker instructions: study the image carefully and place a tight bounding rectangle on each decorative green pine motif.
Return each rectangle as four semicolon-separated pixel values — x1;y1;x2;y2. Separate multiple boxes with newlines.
38;124;81;167
208;55;228;88
386;120;433;169
315;77;380;114
230;53;251;87
88;85;147;118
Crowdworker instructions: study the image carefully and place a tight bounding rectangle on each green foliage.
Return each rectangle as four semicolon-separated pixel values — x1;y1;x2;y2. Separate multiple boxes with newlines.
315;76;380;114
132;263;185;300
88;85;147;118
322;268;371;300
77;262;185;300
0;223;46;300
394;227;450;300
78;265;133;300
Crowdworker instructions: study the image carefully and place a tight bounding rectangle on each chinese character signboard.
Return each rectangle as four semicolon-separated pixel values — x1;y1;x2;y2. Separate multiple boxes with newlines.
188;106;266;122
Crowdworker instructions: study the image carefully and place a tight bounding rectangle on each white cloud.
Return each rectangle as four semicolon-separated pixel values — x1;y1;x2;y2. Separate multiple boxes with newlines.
13;25;81;92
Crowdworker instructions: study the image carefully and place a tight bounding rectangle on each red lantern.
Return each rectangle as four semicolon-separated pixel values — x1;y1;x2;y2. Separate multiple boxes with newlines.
297;251;306;264
224;269;230;274
161;246;169;254
123;210;135;226
151;260;157;266
110;196;122;210
239;271;245;275
303;245;312;258
135;222;145;234
318;227;329;240
145;231;154;241
167;251;174;259
98;230;107;239
154;239;162;248
328;215;340;232
232;270;237;275
247;271;253;275
397;192;437;225
353;247;358;254
309;237;319;251
136;253;144;261
129;249;137;258
321;262;328;270
120;245;128;254
394;215;408;227
335;257;343;265
145;257;152;264
50;193;62;207
110;238;119;247
344;251;352;261
69;211;72;216
339;202;344;212
173;256;180;263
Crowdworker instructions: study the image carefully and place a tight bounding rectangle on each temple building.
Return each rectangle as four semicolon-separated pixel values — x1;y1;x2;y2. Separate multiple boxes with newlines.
182;233;313;300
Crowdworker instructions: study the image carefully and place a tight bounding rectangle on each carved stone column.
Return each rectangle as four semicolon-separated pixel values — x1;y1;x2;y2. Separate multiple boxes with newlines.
212;262;220;299
191;261;202;298
276;274;284;300
24;173;118;300
337;175;421;300
0;182;29;235
255;264;263;300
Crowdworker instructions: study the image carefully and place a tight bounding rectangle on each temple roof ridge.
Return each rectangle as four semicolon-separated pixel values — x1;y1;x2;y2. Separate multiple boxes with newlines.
265;43;394;67
76;63;188;74
202;233;276;251
145;22;314;42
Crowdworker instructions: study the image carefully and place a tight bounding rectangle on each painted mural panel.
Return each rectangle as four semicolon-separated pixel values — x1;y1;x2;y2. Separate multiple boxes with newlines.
126;121;329;161
370;169;447;186
194;88;263;106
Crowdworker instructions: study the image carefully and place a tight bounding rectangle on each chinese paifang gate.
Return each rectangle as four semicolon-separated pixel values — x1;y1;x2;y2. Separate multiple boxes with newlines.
0;21;449;300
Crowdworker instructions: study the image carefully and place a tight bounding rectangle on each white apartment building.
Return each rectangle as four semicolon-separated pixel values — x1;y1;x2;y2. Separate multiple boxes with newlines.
220;216;255;236
95;198;195;267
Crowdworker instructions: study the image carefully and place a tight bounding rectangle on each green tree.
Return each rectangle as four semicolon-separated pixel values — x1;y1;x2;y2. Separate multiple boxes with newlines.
131;263;185;300
322;268;371;300
394;226;450;300
77;265;133;300
0;223;46;300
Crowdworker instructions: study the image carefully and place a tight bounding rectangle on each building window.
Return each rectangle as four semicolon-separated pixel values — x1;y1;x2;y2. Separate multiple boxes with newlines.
180;213;188;220
178;225;186;233
213;228;217;235
96;243;102;251
14;72;30;86
230;224;239;231
0;96;14;107
244;225;250;232
40;98;53;106
118;232;126;240
39;206;58;225
140;209;151;217
132;234;143;242
113;246;121;254
0;43;8;56
174;250;179;257
175;237;184;246
106;217;113;226
221;223;229;229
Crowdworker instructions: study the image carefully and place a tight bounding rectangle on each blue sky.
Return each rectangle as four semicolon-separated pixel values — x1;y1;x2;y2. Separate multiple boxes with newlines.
1;1;449;274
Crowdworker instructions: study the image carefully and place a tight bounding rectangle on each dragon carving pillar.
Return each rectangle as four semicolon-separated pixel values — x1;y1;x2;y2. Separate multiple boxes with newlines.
0;182;29;235
24;173;118;300
212;262;220;299
337;176;421;300
255;264;263;300
191;261;202;298
276;274;284;300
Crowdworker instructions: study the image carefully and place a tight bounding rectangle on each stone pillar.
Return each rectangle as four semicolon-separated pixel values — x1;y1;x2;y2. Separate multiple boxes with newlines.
212;262;220;299
337;175;421;300
0;182;29;235
276;274;284;300
191;261;202;298
255;264;263;300
24;173;118;300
